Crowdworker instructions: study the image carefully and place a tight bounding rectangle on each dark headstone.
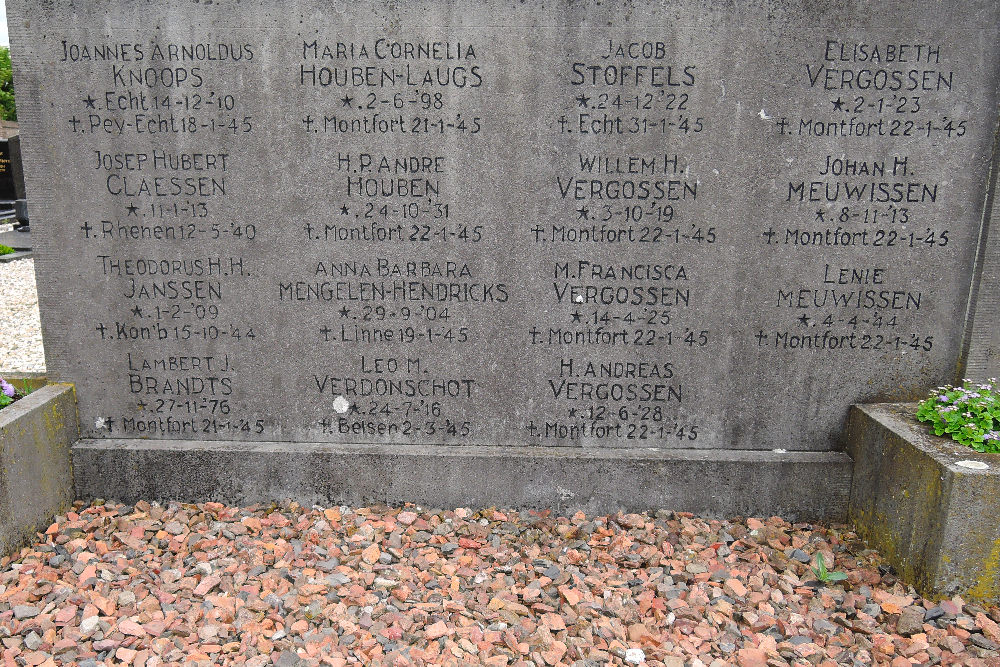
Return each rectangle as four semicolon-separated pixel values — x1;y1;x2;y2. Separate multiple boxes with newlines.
0;140;16;201
9;135;25;200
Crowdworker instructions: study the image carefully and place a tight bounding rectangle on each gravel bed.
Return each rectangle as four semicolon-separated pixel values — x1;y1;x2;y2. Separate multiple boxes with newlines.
1;501;997;667
0;257;45;373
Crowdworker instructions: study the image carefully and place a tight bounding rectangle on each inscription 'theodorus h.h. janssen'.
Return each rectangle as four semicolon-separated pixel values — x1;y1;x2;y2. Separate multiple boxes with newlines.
10;0;998;451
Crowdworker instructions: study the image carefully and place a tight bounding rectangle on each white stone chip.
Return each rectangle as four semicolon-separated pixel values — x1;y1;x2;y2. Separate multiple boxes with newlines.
332;395;350;413
956;460;990;470
624;648;646;664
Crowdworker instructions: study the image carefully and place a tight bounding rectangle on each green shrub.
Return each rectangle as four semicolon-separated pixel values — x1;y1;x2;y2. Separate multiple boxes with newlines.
916;378;1000;452
0;244;14;256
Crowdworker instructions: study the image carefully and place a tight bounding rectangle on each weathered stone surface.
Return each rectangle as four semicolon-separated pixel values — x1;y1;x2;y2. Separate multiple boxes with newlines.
846;403;1000;601
0;382;77;557
10;0;1000;457
73;437;851;519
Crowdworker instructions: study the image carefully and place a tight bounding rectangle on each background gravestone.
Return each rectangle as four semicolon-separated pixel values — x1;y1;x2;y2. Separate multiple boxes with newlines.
0;140;16;201
8;0;999;515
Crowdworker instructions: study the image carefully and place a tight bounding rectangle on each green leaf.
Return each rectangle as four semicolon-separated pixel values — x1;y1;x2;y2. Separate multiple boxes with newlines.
814;555;827;579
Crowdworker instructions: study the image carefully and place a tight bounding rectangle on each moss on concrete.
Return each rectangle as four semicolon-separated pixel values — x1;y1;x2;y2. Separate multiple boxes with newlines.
848;403;1000;601
0;383;76;559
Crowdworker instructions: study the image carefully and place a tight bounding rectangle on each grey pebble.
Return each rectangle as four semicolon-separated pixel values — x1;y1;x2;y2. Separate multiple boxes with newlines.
924;606;947;621
164;521;185;535
326;573;351;586
790;549;811;563
12;605;39;620
275;650;305;666
971;634;999;650
896;605;926;636
813;619;838;634
23;631;42;651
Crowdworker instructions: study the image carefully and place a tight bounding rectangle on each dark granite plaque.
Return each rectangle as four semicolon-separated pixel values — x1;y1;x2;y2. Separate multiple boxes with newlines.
0;140;16;201
10;1;1000;453
9;135;26;201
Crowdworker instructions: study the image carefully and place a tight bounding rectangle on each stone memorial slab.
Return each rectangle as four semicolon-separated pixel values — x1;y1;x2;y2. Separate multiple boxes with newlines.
8;0;1000;513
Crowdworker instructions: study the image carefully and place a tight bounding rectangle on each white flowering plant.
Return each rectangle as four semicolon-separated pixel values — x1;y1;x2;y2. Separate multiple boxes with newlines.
916;378;1000;452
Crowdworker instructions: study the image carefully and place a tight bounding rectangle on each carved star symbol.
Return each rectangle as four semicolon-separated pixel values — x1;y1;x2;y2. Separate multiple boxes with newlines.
571;311;582;323
832;97;845;111
83;95;97;109
797;314;811;327
339;306;351;318
341;95;354;107
576;206;590;220
349;403;361;414
815;209;825;222
341;205;349;215
568;408;577;417
126;203;139;216
136;400;147;411
131;305;143;317
575;94;590;108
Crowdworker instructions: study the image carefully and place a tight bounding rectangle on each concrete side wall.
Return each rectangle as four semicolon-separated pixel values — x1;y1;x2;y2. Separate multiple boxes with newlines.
846;403;1000;601
846;404;947;594
73;439;853;521
936;469;1000;600
0;384;77;558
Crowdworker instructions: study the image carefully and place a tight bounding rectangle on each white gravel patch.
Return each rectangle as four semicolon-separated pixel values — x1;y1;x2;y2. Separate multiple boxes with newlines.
0;257;45;373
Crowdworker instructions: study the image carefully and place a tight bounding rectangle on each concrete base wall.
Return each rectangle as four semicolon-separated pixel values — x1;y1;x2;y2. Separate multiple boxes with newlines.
846;403;1000;601
73;438;852;521
0;383;77;558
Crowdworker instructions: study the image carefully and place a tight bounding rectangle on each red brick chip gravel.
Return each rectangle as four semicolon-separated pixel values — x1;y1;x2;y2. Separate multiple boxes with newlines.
1;501;997;666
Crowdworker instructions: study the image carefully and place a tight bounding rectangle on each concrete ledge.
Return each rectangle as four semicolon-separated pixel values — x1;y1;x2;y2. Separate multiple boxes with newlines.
0;383;77;558
846;403;1000;601
73;439;852;520
0;250;31;263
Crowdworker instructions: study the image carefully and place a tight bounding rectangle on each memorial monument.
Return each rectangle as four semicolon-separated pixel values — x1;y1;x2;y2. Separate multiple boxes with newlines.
9;0;999;518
